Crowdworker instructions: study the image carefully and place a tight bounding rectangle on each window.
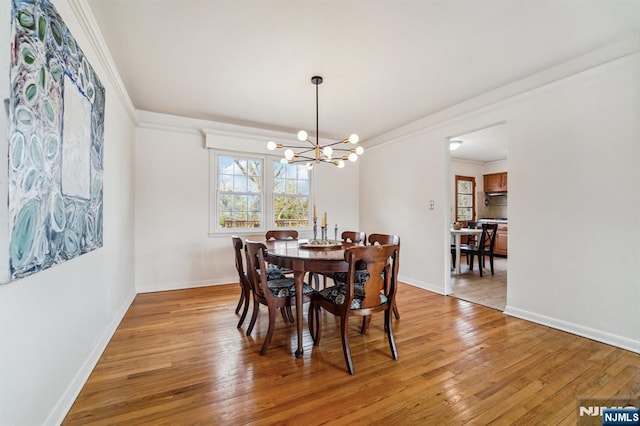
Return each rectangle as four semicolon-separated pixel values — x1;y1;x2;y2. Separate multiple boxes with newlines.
273;161;310;228
217;155;263;229
455;175;475;221
212;153;312;233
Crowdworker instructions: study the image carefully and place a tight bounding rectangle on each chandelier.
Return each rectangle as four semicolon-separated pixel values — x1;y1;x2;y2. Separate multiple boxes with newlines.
267;75;363;169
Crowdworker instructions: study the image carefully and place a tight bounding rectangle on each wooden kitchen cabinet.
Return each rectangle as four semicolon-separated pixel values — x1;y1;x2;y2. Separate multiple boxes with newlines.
495;224;508;256
484;172;508;192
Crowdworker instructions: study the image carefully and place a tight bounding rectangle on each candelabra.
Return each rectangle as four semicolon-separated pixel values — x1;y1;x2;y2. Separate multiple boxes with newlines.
313;216;317;241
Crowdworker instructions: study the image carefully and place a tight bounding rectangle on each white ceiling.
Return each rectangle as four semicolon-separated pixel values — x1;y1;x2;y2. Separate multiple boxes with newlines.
450;123;507;162
86;0;640;160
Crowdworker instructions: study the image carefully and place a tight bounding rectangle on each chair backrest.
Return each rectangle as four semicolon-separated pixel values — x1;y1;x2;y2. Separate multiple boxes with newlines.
265;230;298;240
478;223;498;254
465;221;480;244
344;244;399;310
244;240;271;301
368;233;400;275
231;236;247;282
341;231;366;244
368;233;400;246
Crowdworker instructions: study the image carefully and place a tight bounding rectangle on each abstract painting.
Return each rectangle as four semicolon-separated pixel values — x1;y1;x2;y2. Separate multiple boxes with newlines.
3;0;105;282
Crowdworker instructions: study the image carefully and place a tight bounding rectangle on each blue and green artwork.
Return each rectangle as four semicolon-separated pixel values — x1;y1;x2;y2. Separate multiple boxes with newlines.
6;0;105;281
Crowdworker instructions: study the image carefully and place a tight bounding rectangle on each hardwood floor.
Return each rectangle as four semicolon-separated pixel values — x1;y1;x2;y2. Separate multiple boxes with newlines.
451;256;507;311
63;282;639;425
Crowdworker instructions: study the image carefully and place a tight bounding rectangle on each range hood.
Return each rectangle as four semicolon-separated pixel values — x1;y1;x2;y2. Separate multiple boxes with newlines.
486;191;507;196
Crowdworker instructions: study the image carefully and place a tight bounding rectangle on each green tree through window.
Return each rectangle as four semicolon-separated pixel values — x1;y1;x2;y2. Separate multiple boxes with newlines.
273;161;309;228
214;155;311;231
455;175;475;221
218;156;262;229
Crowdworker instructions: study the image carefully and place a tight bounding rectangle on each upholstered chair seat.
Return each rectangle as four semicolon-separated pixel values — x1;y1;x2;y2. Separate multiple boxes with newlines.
317;283;387;310
329;269;370;286
267;278;315;298
260;265;287;280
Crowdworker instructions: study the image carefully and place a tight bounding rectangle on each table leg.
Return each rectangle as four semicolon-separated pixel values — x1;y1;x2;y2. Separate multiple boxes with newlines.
455;234;462;274
293;264;305;357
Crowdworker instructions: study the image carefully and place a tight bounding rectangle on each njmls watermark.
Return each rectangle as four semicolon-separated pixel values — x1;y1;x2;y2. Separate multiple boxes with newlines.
578;397;640;426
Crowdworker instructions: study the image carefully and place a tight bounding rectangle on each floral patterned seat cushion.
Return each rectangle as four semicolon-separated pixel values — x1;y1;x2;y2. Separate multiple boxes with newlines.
317;283;387;309
258;265;287;280
266;278;316;298
330;270;370;285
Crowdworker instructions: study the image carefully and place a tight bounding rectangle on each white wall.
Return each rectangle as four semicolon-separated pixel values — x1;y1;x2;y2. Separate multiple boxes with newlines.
361;132;448;294
134;112;360;293
506;53;640;350
0;1;137;424
483;159;507;176
361;52;640;352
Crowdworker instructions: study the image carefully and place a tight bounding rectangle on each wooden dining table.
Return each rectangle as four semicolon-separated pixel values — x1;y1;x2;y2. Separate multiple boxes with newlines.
264;239;358;357
450;228;483;274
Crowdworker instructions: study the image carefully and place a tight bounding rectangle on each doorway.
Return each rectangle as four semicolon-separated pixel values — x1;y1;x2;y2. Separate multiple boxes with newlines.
448;123;507;311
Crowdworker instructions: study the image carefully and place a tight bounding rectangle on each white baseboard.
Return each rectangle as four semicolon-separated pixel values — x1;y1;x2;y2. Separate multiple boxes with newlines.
398;275;446;295
47;288;137;425
504;305;640;354
136;277;235;293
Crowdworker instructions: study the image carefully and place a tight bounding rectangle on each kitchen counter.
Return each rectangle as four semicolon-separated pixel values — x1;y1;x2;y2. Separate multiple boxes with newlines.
478;218;508;224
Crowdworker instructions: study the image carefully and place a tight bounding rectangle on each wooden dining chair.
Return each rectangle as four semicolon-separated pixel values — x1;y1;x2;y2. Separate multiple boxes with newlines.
341;231;366;244
451;221;480;269
324;231;367;288
265;229;323;292
308;243;400;374
244;240;315;355
234;237;287;330
231;236;252;328
264;228;299;282
464;221;480;246
265;229;298;241
368;233;401;320
461;222;498;277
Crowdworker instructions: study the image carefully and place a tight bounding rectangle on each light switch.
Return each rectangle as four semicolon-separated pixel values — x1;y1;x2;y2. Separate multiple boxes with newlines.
429;200;435;210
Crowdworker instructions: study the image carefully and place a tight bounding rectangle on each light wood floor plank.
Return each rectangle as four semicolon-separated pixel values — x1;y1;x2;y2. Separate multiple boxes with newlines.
63;283;639;424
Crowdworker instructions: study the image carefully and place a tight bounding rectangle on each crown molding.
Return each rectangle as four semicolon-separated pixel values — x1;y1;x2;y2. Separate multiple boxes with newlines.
66;0;137;124
366;33;640;149
137;110;337;149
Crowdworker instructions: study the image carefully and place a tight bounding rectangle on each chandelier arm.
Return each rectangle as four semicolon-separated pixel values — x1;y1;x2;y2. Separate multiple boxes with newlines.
274;146;316;154
323;140;350;148
286;158;314;164
277;143;312;148
294;148;316;155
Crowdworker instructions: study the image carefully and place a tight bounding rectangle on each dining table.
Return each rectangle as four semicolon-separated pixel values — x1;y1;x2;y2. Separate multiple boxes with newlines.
264;239;358;357
450;228;483;274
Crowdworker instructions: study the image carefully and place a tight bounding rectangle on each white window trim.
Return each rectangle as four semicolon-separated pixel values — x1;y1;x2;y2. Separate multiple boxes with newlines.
208;149;314;237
